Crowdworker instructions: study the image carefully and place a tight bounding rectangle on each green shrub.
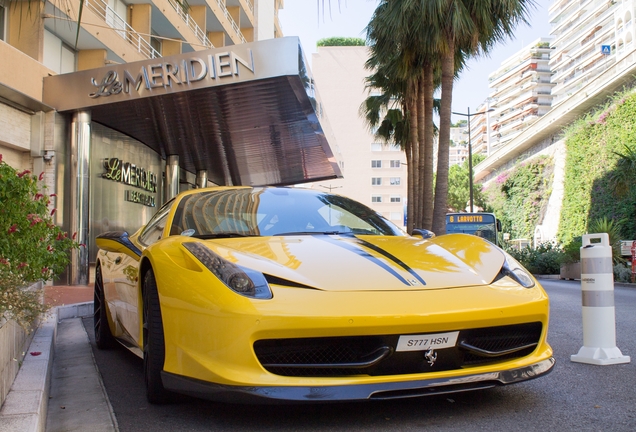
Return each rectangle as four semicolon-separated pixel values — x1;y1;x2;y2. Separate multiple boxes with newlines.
0;155;78;326
613;263;632;283
507;242;563;275
317;37;366;47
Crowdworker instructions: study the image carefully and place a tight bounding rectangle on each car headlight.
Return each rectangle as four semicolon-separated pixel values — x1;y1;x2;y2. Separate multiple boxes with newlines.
182;242;273;299
499;250;535;288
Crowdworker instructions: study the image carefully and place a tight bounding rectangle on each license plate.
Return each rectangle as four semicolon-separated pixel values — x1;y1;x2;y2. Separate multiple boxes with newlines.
396;331;459;352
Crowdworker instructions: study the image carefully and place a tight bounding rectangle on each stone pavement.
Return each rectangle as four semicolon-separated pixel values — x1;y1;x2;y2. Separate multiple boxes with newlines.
0;285;119;432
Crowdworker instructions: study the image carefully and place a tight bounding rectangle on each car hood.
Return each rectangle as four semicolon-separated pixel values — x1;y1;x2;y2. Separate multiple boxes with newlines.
193;234;505;291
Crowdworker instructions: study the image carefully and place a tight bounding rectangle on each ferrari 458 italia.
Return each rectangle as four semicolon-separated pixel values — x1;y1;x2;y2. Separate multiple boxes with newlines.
94;186;554;404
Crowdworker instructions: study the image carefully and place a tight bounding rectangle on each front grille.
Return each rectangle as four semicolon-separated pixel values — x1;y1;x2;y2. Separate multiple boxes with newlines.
253;322;543;377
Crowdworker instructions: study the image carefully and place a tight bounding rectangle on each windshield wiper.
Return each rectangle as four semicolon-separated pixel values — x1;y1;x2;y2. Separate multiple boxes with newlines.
274;231;354;236
194;233;258;239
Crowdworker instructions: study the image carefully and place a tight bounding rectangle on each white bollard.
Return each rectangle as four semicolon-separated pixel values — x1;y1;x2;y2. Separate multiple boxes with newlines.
571;233;630;365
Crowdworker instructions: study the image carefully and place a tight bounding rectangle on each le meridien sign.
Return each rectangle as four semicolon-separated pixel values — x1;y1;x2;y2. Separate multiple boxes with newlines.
89;51;255;98
43;37;302;112
103;158;158;207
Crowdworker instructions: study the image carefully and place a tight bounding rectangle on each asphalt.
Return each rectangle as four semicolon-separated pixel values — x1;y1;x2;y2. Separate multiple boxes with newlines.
0;287;119;432
0;277;634;432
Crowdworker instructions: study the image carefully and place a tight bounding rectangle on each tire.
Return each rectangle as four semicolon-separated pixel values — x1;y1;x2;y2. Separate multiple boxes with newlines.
94;263;116;349
143;269;172;404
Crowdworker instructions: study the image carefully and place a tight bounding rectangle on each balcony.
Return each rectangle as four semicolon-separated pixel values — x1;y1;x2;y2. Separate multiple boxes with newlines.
212;0;248;44
167;0;213;48
85;0;160;59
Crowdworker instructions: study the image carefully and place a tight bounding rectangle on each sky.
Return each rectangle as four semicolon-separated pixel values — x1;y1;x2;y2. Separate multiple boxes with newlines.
278;0;553;123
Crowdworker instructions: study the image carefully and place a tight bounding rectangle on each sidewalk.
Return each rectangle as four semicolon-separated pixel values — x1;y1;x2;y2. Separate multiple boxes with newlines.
0;285;119;432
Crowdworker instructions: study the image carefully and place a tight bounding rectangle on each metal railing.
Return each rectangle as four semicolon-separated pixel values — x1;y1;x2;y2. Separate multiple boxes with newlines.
85;0;161;59
167;0;213;48
244;0;254;15
215;0;247;44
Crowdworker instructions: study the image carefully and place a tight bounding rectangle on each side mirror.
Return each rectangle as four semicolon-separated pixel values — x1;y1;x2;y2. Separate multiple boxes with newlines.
412;229;436;239
96;231;142;260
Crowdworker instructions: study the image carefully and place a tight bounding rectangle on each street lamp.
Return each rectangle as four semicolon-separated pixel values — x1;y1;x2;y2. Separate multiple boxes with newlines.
451;107;495;212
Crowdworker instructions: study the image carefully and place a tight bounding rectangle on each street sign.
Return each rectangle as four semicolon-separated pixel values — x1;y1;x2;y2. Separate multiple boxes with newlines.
601;45;611;55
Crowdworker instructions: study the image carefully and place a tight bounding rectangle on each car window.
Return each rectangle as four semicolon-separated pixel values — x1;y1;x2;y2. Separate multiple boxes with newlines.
168;188;405;238
138;200;173;247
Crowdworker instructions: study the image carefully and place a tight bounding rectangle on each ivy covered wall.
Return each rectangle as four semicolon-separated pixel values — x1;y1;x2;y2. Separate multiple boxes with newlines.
482;89;636;247
558;92;636;244
484;156;554;241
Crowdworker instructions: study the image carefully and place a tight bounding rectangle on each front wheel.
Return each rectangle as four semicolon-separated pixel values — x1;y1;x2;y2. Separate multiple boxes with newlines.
143;269;172;404
94;263;116;349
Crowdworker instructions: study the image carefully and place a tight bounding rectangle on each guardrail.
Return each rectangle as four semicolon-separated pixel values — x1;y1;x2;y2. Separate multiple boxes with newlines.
85;0;161;59
167;0;213;48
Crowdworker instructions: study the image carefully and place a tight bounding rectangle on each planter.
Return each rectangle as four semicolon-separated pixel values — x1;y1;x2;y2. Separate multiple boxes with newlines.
560;261;581;280
0;318;33;408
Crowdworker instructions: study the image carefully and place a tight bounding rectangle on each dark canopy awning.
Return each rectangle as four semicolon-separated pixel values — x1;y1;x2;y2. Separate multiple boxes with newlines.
43;37;342;186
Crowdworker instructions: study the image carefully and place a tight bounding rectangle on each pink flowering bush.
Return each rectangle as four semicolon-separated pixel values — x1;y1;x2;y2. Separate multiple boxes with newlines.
0;155;78;326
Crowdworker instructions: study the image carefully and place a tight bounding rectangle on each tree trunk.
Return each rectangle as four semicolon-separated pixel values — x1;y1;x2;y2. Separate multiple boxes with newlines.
417;75;426;230
422;66;435;231
407;80;419;232
432;41;455;235
406;140;414;234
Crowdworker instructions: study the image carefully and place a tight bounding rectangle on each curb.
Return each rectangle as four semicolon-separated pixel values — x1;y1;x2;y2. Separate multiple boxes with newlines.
0;302;94;432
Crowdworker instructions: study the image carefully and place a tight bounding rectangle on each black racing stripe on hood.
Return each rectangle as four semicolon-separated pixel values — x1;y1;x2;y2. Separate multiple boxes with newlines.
314;235;412;286
351;238;427;286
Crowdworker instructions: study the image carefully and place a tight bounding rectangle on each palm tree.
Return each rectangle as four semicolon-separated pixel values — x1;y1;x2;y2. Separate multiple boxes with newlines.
429;0;535;234
365;0;444;233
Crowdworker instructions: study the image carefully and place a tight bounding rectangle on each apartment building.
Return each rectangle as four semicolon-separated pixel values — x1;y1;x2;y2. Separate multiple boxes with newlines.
311;45;408;228
487;38;554;150
1;0;344;284
475;0;636;242
549;0;617;107
449;125;469;166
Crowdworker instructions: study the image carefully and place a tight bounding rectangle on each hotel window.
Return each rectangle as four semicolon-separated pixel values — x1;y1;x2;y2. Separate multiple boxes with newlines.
389;177;401;186
371;143;382;151
372;195;382;203
390;195;401;203
43;30;76;74
151;33;163;56
371;160;382;168
390;212;402;221
106;0;128;38
390;160;401;168
371;177;382;186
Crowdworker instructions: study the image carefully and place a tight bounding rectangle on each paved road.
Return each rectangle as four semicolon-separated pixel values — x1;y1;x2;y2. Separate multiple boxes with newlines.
84;279;636;431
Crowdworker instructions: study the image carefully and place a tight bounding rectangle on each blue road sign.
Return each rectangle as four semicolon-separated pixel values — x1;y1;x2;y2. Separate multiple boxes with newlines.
601;45;611;55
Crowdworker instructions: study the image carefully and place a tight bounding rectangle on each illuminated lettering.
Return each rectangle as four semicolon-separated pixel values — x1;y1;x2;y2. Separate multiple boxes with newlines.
124;190;156;207
102;158;157;193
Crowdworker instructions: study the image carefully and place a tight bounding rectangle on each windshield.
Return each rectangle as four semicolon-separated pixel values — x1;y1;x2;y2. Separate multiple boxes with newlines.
169;188;405;238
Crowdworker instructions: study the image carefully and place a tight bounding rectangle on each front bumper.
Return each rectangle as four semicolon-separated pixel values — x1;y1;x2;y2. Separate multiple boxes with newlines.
161;357;555;403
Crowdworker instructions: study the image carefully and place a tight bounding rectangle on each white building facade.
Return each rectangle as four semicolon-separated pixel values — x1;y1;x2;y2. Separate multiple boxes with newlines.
311;46;408;227
488;38;554;150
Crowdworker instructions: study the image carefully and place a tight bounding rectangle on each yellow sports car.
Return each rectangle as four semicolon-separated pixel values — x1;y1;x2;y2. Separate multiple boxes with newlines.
94;186;554;404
